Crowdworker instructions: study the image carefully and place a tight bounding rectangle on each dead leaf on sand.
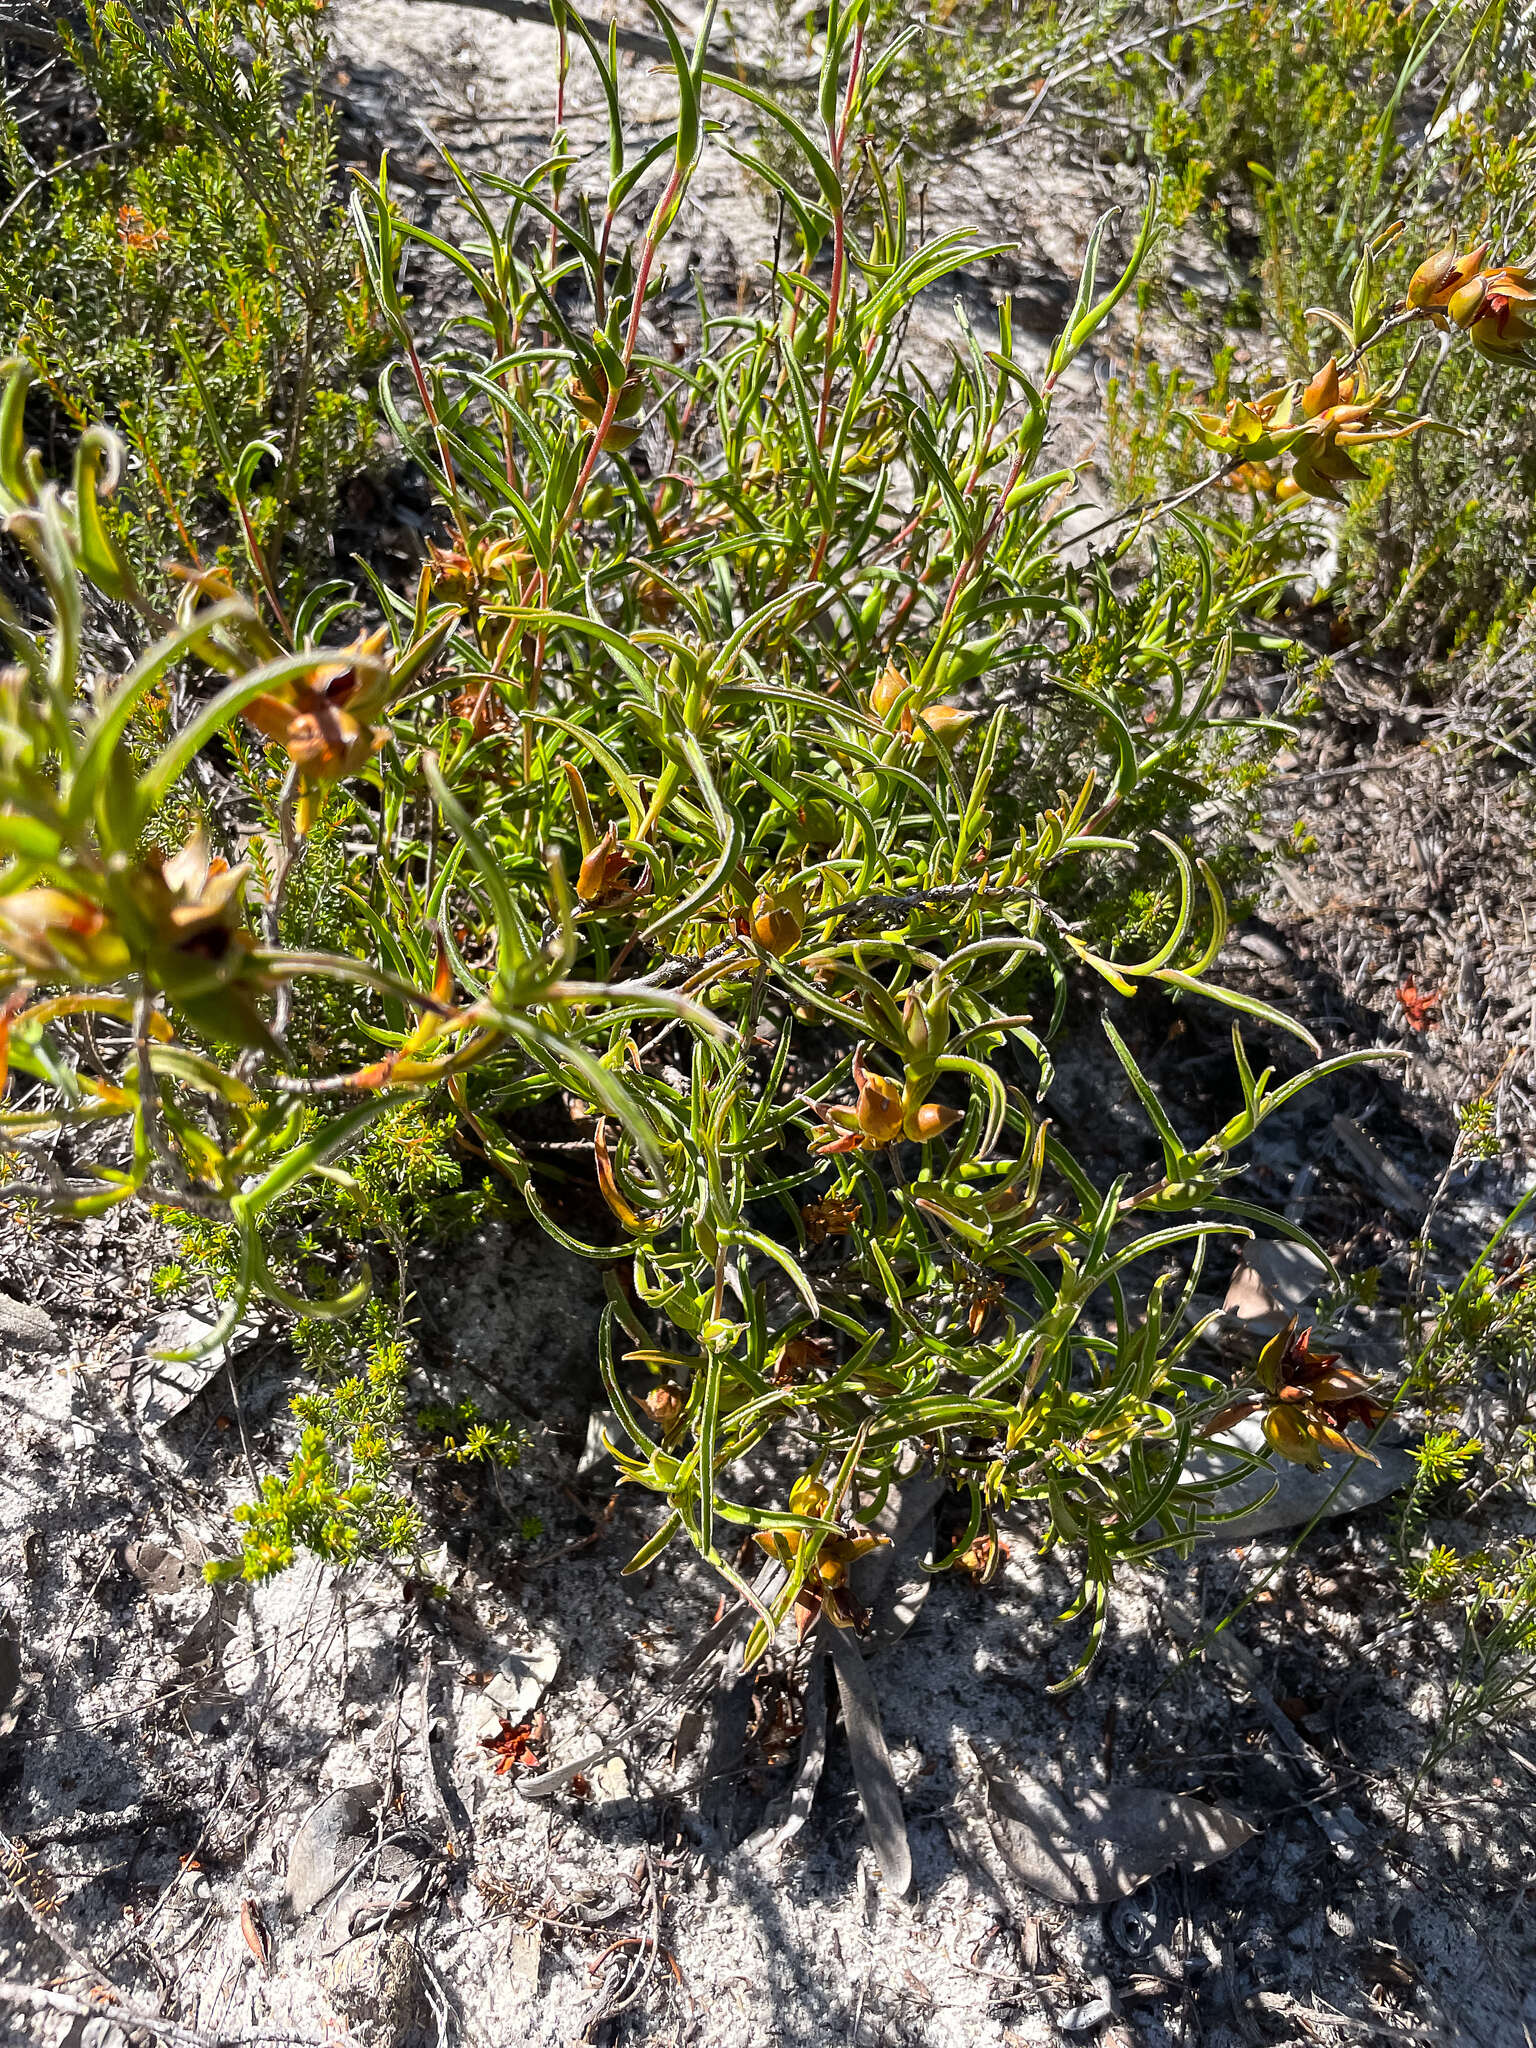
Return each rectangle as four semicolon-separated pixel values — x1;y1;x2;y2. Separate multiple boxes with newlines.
974;1748;1257;1905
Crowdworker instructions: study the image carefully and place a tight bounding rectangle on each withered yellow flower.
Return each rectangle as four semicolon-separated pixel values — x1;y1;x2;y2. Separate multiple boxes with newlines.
0;888;130;981
1203;1317;1387;1473
240;629;393;831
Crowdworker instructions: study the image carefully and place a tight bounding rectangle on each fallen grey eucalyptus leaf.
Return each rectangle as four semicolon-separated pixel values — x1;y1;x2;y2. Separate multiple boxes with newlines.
851;1461;945;1653
286;1781;381;1915
1055;1997;1116;2033
827;1625;912;1898
975;1750;1256;1906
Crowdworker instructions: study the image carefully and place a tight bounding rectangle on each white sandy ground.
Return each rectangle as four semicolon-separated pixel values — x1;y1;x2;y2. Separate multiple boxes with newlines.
4;1163;1536;2047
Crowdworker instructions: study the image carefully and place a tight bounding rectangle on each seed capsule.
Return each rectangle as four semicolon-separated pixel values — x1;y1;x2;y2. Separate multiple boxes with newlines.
751;890;802;956
914;703;977;753
643;1385;685;1431
855;1068;905;1144
903;1099;963;1143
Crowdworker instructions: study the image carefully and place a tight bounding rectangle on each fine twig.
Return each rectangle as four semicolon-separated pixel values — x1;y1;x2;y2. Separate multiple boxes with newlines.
0;1982;320;2048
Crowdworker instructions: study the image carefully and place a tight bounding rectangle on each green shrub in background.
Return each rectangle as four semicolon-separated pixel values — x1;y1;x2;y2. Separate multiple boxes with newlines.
4;0;1513;1681
827;0;1536;660
1391;1189;1536;1794
0;0;376;590
1096;0;1536;657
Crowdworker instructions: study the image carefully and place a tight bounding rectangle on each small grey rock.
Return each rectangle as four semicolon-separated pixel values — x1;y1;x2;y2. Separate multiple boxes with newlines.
0;1293;61;1355
1056;1997;1116;2033
506;1923;542;1996
321;1930;417;2048
130;1314;237;1430
577;1404;622;1477
285;1782;380;1915
1222;1240;1328;1329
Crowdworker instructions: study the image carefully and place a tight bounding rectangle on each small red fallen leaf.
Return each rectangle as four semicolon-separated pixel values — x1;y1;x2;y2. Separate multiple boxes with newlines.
1395;979;1441;1032
240;1897;271;1967
568;1773;592;1799
479;1711;547;1774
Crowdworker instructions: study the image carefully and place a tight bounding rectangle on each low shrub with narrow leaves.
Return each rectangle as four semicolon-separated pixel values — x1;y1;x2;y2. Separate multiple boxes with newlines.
2;0;1453;1673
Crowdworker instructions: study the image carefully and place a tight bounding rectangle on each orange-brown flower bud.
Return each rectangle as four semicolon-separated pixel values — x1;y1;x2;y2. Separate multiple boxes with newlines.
1301;358;1340;419
752;889;803;957
1406;244;1456;308
1406;242;1487;311
869;661;907;719
1446;274;1489;329
577;828;630;905
902;1098;963;1144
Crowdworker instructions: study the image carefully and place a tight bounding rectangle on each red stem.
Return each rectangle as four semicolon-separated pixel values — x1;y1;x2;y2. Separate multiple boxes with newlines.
562;168;680;528
815;25;863;448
